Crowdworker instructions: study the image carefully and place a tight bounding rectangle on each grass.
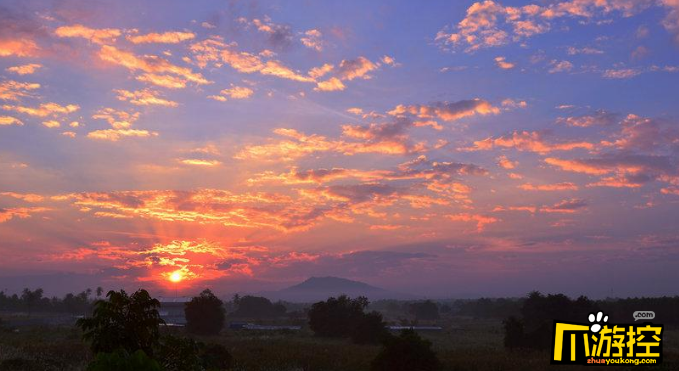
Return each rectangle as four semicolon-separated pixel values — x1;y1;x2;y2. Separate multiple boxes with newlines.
1;316;676;370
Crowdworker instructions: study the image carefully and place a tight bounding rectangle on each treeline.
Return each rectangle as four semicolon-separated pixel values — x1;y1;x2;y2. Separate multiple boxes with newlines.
0;287;104;314
503;292;679;350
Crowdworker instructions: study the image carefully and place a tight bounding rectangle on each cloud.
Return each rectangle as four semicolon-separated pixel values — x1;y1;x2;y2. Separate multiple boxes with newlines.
209;85;254;101
87;129;158;141
315;77;345;92
114;89;178;107
92;108;140;129
239;16;294;49
446;213;499;231
308;63;334;79
2;102;79;117
336;57;378;80
135;74;187;89
603;68;641;79
549;60;573;73
541;198;588;213
0;206;49;223
519;182;579;191
464;131;594;153
99;45;209;86
179;159;222;167
0;80;40;101
300;29;324;51
1;192;44;202
42;120;60;128
567;46;604;55
0;116;23;126
436;0;655;52
126;30;195;44
495;56;515;69
6;63;41;75
497;155;518;169
54;24;121;44
388;99;500;122
556;110;617;127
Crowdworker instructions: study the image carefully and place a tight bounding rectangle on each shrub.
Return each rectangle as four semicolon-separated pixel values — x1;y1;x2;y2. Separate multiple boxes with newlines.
371;329;441;371
157;335;203;371
185;289;225;336
86;350;161;371
76;289;164;356
201;343;233;370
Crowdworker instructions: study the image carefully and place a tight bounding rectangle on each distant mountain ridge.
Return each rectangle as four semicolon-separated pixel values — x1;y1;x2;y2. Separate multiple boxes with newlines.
260;276;418;302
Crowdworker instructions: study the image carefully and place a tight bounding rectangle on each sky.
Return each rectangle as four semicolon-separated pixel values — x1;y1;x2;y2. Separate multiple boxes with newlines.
1;0;679;299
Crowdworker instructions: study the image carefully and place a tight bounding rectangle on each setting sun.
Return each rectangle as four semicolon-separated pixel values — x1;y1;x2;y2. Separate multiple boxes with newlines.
169;271;183;283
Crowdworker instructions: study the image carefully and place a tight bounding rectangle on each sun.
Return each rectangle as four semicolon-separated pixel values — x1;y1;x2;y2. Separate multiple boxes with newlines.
169;271;183;283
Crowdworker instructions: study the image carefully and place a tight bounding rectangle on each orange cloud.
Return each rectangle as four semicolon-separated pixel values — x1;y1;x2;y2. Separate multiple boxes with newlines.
92;108;140;129
519;182;579;191
495;56;515;69
0;39;39;57
1;192;44;202
446;213;499;231
466;131;594;153
388;99;499;122
541;198;588;213
6;64;42;75
55;24;121;44
87;129;158;141
0;207;50;223
114;89;178;107
0;80;40;101
0;116;23;126
2;102;79;117
315;77;346;92
127;31;196;44
99;45;209;86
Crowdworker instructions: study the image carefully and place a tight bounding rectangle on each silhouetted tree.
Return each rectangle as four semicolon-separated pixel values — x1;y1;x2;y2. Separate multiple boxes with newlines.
408;300;439;320
308;295;369;338
185;289;225;336
351;310;388;344
371;329;441;371
229;295;286;318
96;287;104;298
76;289;164;356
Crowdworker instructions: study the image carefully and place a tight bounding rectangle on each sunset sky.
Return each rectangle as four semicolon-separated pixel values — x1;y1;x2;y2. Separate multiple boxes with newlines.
1;0;679;298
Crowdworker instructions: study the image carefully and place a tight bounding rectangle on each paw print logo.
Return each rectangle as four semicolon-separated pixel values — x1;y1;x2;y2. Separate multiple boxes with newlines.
588;311;608;333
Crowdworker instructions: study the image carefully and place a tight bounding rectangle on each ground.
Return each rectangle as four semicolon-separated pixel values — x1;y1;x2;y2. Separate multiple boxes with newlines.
0;315;676;370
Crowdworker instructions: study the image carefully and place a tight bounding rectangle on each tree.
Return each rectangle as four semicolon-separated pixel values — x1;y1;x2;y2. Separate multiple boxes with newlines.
308;295;369;338
351;310;388;344
229;295;286;318
371;329;441;371
408;300;439;321
21;288;43;315
96;287;104;298
185;289;225;336
76;289;164;356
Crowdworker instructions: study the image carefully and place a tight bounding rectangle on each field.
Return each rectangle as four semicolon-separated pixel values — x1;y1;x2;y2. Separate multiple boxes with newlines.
1;315;676;371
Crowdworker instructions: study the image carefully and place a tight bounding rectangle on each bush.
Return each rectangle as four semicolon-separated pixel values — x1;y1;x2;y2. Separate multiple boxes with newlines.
157;335;232;371
157;335;203;371
502;316;524;349
201;343;233;370
351;311;388;344
86;350;161;371
185;289;225;336
371;329;440;371
76;289;164;356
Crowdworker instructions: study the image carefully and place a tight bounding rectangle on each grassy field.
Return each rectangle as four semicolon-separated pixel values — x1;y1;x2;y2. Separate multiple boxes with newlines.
1;315;676;370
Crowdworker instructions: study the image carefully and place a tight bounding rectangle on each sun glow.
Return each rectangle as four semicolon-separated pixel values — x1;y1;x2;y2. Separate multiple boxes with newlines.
169;271;183;283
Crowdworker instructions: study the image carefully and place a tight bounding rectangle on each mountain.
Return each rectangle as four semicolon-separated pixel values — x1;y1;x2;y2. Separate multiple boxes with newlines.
261;276;418;302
